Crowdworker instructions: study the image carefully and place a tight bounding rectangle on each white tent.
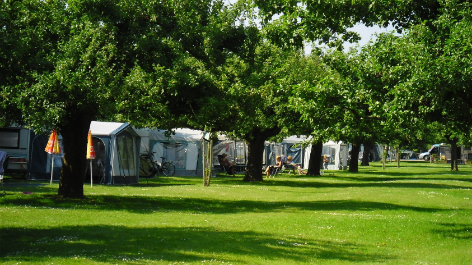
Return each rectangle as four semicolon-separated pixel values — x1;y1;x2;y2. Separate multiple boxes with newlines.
89;121;141;184
24;121;141;184
145;128;204;176
302;141;348;170
323;141;348;170
264;135;308;168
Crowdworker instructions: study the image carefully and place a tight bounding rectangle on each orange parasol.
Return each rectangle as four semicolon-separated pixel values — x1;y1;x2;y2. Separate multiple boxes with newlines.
86;130;95;187
86;130;96;159
45;130;61;185
45;130;61;154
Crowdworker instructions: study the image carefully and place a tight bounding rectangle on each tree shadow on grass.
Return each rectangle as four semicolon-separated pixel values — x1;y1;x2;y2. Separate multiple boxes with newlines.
257;178;470;190
323;171;472;184
369;161;445;168
0;225;394;263
2;194;446;215
432;223;472;240
135;183;194;188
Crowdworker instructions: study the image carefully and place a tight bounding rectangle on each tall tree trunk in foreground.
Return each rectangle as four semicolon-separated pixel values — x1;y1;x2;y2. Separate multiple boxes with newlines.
243;127;280;182
349;143;361;172
361;142;372;166
382;145;387;170
306;141;323;176
58;113;93;198
396;147;400;168
243;137;266;182
450;138;459;171
202;136;213;186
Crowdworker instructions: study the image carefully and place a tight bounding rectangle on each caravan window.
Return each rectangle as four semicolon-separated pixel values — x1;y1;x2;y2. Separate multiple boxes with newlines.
0;129;20;148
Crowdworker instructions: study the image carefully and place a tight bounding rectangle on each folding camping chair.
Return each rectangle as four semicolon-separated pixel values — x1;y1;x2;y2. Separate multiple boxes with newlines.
281;164;296;174
268;165;282;177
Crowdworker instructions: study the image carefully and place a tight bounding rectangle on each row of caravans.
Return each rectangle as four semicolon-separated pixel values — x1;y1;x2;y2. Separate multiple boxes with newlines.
0;122;350;184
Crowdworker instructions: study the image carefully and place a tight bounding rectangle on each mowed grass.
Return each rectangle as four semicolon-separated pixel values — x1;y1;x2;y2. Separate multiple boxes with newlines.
1;162;471;264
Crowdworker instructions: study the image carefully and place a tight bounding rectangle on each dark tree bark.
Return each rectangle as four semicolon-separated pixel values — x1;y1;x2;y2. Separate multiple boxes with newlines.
361;142;372;166
243;137;265;182
58;112;93;198
382;145;387;170
306;141;323;176
450;137;459;171
349;143;361;172
243;127;280;182
396;147;400;168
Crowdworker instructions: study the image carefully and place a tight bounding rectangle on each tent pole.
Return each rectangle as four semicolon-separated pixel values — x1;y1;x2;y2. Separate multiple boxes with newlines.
50;154;54;185
202;137;205;186
90;160;93;188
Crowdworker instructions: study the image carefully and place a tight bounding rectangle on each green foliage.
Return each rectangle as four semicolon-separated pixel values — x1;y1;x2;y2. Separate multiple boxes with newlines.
285;55;338;142
367;1;472;146
0;0;247;196
221;43;301;140
320;48;387;146
251;0;445;49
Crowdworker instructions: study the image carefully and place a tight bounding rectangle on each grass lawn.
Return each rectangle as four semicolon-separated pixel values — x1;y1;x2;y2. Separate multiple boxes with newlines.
1;161;471;264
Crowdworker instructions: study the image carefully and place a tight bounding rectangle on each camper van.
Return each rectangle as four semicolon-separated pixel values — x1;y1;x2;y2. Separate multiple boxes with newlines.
0;127;33;176
419;144;443;161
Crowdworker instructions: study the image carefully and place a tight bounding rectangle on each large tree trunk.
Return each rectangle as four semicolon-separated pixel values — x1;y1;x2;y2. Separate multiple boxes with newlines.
349;143;360;172
361;142;372;166
243;127;280;182
396;147;400;168
202;136;213;186
382;145;386;170
243;137;266;182
58;113;93;198
450;138;459;171
306;141;323;176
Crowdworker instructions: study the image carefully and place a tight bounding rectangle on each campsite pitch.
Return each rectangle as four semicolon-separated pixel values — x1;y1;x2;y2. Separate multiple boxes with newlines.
1;162;471;264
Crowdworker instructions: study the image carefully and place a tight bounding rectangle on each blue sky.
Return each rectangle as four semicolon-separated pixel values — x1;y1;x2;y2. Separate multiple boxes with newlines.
224;0;396;52
303;23;396;54
345;23;396;49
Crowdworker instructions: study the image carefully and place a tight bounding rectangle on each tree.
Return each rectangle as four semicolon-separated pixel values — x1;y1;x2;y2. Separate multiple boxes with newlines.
251;0;451;49
0;0;239;197
215;42;305;182
246;0;463;173
320;47;389;172
365;2;472;171
286;55;341;175
1;0;59;125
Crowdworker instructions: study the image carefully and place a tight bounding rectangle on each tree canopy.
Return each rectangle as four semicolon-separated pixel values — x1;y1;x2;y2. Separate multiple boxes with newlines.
359;1;472;170
2;0;472;198
1;0;245;197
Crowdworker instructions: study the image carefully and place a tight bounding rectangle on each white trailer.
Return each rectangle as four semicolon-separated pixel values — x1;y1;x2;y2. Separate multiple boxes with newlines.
0;127;32;176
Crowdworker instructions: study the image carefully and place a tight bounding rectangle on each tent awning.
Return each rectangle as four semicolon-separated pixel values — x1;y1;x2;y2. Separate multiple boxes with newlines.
90;121;128;136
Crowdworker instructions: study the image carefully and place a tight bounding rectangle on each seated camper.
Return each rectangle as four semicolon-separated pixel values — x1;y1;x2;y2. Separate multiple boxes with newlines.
265;156;283;178
284;155;306;175
218;153;235;177
284;155;298;174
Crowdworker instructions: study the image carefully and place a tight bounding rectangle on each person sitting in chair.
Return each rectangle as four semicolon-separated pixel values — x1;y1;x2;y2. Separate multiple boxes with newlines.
286;155;306;175
323;155;329;170
220;153;235;177
280;155;288;164
265;156;283;178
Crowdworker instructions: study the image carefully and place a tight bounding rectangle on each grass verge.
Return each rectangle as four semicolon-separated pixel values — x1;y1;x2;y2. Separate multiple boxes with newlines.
1;161;471;264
